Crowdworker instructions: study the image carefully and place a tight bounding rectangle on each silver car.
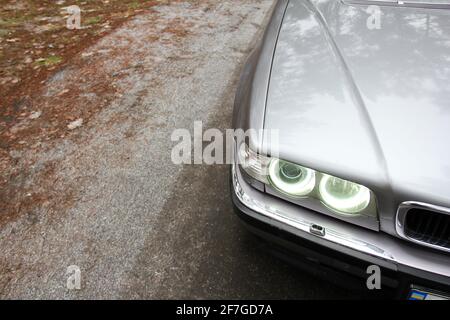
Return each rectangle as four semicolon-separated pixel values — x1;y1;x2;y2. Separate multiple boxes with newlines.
231;0;450;298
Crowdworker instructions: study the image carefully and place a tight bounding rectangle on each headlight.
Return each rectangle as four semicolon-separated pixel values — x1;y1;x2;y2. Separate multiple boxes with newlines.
237;143;377;220
268;159;315;197
318;175;371;214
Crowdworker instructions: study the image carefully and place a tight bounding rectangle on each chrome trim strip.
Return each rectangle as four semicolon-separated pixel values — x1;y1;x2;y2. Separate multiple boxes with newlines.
396;201;450;254
232;164;396;262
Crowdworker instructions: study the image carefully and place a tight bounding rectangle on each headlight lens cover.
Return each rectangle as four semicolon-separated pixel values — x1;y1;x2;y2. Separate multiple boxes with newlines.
318;174;371;214
237;143;377;218
237;143;270;184
268;159;316;197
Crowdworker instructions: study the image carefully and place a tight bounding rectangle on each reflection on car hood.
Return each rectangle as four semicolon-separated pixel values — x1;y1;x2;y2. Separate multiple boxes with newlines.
343;0;450;9
264;0;450;209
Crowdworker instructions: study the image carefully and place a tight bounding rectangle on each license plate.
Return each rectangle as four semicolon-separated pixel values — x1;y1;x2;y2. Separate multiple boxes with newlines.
409;286;450;300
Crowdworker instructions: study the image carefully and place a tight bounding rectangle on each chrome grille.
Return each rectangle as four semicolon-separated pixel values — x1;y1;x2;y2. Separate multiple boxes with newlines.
404;209;450;249
397;202;450;253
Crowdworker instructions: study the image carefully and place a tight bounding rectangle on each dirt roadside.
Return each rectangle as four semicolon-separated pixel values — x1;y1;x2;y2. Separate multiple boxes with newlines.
0;0;356;299
0;0;191;228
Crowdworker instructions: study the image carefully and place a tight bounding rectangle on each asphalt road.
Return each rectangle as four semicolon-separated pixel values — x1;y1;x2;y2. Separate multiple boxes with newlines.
0;0;361;299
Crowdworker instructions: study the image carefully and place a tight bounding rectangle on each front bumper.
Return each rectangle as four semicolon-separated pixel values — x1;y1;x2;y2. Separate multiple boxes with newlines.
231;164;450;291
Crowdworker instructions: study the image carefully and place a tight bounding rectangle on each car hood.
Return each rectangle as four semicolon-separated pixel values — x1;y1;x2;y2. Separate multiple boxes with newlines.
264;0;450;211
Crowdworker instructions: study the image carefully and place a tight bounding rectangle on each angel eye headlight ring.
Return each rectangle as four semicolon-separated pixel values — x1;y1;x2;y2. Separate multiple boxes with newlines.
318;174;371;214
268;159;316;197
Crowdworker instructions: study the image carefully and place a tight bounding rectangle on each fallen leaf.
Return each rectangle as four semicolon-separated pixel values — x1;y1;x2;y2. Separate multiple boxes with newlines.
29;111;42;120
67;119;83;130
57;89;70;96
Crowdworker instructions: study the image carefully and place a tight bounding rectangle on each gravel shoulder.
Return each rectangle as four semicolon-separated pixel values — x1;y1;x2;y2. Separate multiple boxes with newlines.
0;0;357;299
